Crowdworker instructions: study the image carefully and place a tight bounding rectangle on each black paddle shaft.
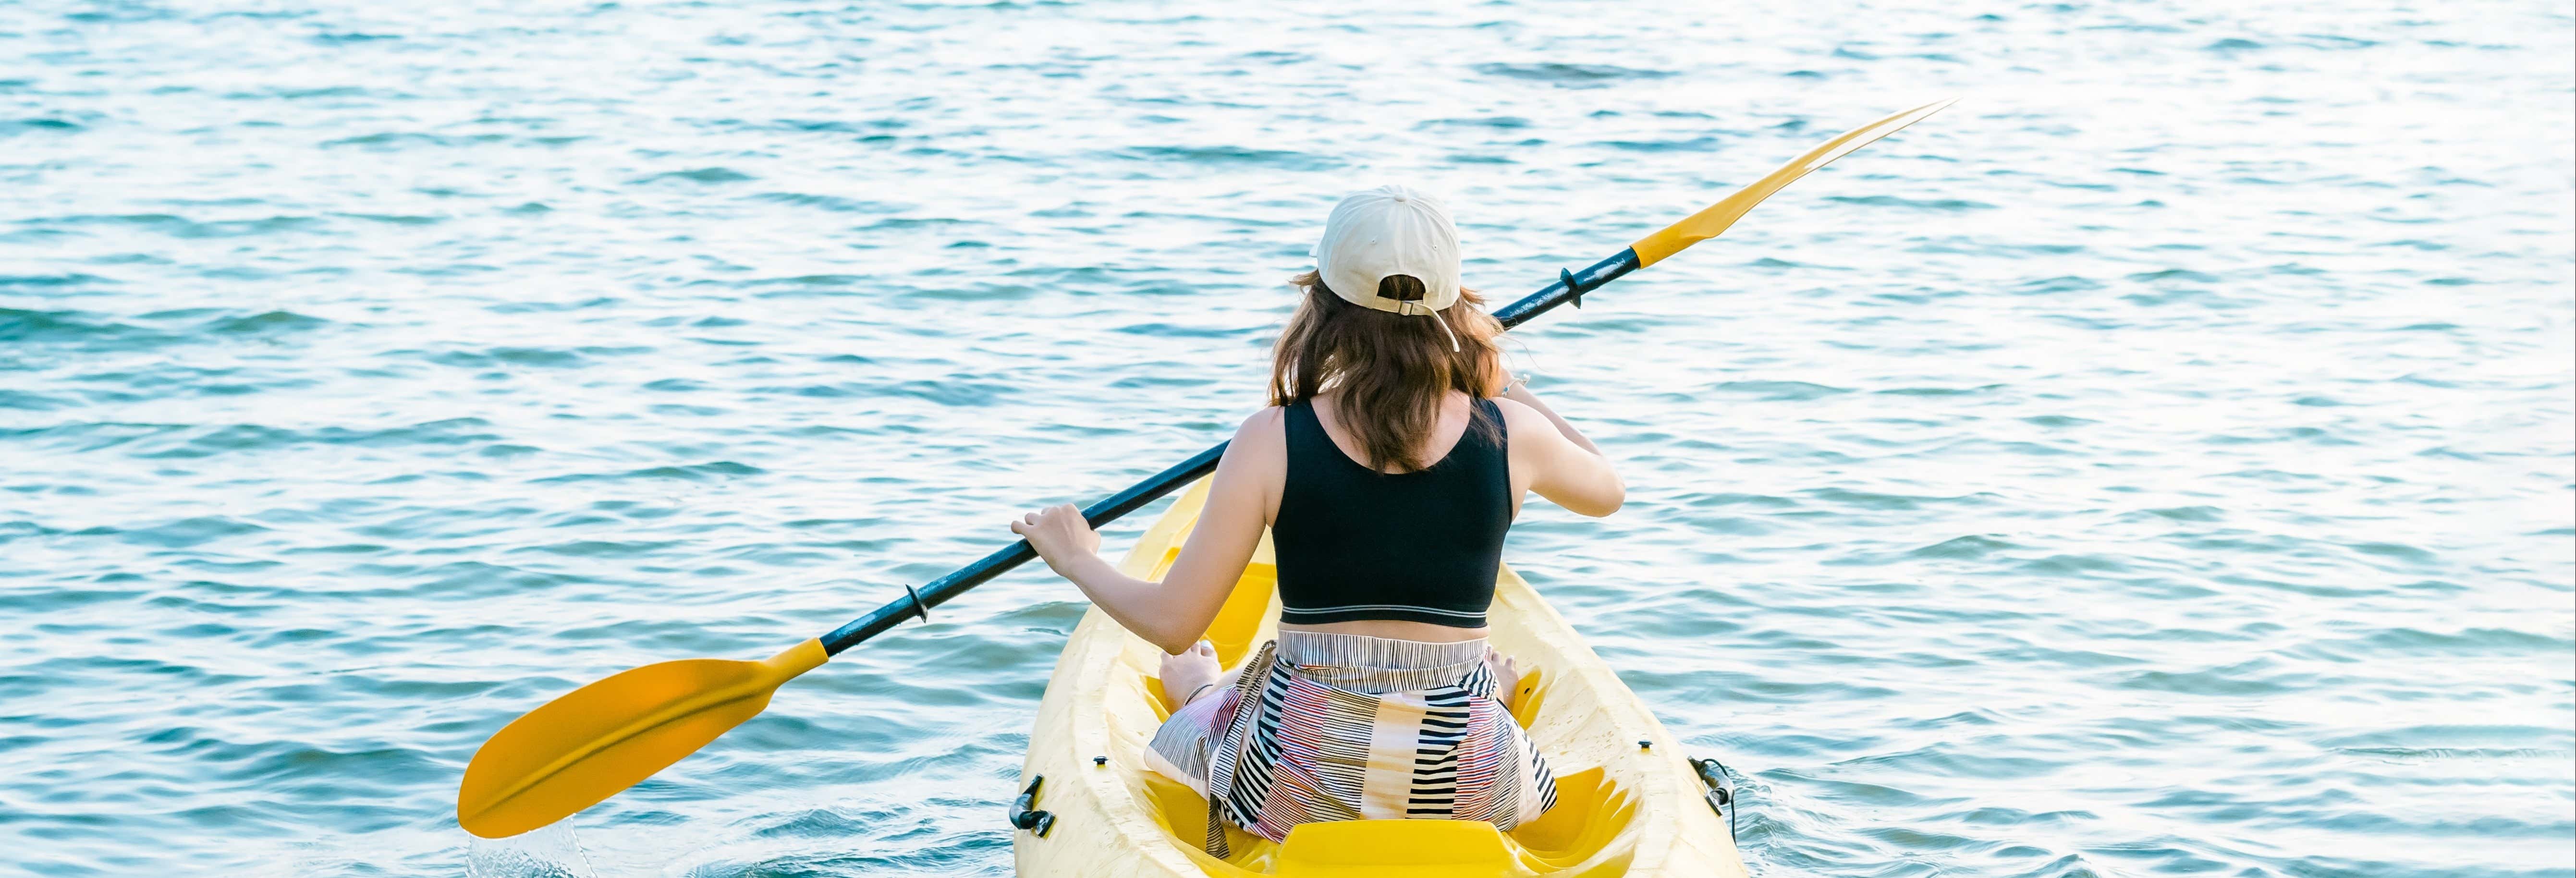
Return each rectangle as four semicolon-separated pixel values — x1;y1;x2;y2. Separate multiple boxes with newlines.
819;247;1643;655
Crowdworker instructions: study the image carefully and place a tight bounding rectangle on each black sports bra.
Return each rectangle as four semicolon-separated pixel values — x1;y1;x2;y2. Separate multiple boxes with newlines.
1271;399;1512;628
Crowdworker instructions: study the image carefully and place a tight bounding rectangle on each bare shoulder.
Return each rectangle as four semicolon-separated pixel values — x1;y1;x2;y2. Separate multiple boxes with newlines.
1216;408;1290;512
1229;407;1289;456
1234;406;1286;439
1489;396;1555;437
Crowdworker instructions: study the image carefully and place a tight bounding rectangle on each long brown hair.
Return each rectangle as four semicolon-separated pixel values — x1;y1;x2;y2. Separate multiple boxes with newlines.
1270;271;1504;473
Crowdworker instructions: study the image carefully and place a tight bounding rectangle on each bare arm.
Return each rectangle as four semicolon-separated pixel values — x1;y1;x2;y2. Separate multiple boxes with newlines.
1496;379;1624;517
1501;379;1604;456
1010;410;1283;654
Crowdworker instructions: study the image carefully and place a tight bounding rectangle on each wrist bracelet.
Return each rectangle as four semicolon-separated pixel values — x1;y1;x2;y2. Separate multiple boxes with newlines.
1184;683;1219;705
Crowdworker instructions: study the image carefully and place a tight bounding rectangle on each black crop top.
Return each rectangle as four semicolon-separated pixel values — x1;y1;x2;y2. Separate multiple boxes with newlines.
1271;399;1512;627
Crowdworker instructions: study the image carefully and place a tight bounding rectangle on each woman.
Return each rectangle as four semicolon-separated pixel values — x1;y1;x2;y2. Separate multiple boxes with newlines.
1010;184;1623;854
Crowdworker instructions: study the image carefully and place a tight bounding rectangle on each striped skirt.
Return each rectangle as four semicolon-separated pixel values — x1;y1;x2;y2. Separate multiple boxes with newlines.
1143;631;1559;855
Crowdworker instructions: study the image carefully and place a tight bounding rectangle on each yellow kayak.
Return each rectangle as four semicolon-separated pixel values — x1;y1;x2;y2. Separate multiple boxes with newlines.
1013;478;1750;878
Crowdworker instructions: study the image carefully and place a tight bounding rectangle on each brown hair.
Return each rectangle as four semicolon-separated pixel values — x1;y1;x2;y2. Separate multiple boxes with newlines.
1270;271;1504;473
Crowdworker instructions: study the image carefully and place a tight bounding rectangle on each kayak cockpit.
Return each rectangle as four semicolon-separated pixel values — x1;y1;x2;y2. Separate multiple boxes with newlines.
1127;529;1646;876
1016;480;1743;878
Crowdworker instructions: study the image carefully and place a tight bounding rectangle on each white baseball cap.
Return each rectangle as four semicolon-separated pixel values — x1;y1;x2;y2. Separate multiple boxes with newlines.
1312;184;1463;316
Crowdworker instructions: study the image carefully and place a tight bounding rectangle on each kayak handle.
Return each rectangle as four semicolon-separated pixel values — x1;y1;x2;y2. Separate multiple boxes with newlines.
1008;775;1055;838
1690;756;1738;841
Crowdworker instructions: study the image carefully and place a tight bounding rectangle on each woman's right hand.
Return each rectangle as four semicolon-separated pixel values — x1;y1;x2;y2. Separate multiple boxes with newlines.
1011;503;1102;575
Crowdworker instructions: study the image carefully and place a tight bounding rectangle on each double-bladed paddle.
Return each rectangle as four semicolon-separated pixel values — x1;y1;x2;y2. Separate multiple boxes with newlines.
456;97;1959;839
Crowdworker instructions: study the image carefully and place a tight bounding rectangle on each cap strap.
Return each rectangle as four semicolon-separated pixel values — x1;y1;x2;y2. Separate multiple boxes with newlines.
1425;305;1461;353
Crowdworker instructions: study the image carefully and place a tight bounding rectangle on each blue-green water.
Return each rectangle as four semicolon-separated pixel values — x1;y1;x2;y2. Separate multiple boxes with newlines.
3;0;2571;875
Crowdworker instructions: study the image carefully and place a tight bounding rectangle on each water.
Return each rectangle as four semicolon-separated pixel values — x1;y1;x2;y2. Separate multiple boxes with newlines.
3;0;2570;875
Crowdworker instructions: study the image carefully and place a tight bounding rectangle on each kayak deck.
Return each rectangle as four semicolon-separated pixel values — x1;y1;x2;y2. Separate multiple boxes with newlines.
1015;479;1747;877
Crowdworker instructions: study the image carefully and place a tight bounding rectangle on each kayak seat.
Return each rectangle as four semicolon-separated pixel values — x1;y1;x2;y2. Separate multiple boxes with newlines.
1145;763;1635;875
1274;819;1515;878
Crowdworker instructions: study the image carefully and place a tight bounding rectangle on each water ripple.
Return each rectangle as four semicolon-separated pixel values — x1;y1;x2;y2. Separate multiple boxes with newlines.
2;0;2571;876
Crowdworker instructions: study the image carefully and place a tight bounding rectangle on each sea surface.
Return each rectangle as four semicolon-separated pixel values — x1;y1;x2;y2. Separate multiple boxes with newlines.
3;0;2571;875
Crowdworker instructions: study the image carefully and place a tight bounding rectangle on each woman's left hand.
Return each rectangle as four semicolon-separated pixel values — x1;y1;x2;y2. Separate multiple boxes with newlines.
1011;503;1101;573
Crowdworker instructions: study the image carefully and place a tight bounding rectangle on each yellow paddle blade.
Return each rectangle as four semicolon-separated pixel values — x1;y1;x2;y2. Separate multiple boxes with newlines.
456;638;829;838
1628;97;1960;268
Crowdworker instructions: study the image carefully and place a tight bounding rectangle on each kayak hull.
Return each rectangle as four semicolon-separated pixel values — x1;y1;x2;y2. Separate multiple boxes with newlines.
1014;479;1748;878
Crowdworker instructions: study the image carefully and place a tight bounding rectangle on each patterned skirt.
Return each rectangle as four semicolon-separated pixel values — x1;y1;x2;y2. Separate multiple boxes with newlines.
1143;631;1559;855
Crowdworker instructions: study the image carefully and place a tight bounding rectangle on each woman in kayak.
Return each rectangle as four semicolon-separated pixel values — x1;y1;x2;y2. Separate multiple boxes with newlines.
1011;184;1624;854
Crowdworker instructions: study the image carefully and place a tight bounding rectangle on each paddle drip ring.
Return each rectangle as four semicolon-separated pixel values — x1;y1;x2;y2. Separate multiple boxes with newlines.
904;583;930;624
1561;268;1584;308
